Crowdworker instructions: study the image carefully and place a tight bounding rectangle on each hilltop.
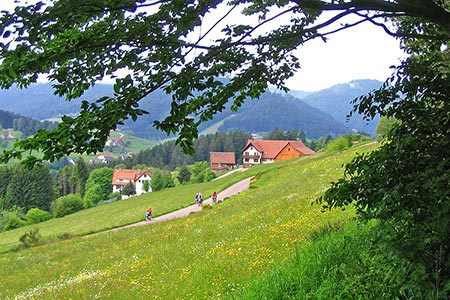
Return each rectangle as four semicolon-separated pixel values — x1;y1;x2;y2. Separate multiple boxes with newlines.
300;79;382;135
0;79;382;140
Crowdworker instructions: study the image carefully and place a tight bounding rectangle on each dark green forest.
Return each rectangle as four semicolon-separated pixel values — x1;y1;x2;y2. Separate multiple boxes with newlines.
0;110;56;137
115;131;253;170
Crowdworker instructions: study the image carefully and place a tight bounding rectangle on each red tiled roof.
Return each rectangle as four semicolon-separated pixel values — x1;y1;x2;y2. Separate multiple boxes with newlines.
210;152;236;164
288;141;316;155
243;139;315;159
112;169;153;185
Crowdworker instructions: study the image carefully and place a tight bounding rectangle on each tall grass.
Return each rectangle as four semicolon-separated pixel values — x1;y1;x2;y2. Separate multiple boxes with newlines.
0;144;377;299
226;220;437;300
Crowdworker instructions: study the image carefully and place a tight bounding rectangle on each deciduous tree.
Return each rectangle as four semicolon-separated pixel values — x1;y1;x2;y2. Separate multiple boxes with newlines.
84;167;113;206
0;0;448;166
122;181;136;197
319;15;450;293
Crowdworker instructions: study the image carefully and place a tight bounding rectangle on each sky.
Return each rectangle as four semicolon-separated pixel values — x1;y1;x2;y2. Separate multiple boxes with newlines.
0;1;406;92
286;21;404;91
214;8;406;92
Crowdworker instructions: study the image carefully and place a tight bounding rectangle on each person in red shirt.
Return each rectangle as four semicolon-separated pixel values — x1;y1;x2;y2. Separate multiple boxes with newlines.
212;191;218;204
145;207;153;221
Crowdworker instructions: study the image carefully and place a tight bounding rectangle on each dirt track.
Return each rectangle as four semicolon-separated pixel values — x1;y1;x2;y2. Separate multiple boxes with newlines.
102;176;253;233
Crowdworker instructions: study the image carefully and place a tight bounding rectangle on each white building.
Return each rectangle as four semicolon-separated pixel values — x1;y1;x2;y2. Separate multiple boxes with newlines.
111;169;153;198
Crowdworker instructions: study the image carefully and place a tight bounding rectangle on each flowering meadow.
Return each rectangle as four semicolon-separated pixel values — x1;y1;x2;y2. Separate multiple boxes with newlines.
0;143;376;299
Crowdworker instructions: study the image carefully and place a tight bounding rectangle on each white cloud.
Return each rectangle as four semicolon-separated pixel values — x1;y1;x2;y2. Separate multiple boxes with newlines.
287;18;405;91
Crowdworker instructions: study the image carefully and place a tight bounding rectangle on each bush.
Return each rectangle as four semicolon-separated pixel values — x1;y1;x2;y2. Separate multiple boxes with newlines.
19;228;42;249
51;194;84;218
325;135;352;153
83;185;104;208
3;213;27;231
0;208;26;231
25;208;52;224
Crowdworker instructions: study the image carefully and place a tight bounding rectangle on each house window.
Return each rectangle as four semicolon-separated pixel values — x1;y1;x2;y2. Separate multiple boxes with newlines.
245;158;249;162
245;151;249;155
253;159;258;163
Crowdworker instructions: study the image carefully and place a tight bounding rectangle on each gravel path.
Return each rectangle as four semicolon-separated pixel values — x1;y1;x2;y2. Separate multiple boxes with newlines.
103;176;253;233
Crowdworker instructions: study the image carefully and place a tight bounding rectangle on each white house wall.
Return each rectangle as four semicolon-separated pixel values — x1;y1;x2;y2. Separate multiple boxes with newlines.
243;146;261;165
135;174;152;195
261;158;274;164
112;175;152;196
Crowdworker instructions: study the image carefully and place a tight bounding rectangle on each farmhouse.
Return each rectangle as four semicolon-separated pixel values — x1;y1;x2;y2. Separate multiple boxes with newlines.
242;139;315;168
112;169;153;198
90;152;114;164
0;129;14;139
210;152;236;172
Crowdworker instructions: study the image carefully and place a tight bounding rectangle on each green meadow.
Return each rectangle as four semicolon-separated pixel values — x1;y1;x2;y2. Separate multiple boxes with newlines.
0;143;377;299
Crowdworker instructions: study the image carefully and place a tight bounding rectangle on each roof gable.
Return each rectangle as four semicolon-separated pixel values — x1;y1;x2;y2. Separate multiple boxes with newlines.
112;169;153;184
285;141;316;155
210;152;236;164
243;139;315;159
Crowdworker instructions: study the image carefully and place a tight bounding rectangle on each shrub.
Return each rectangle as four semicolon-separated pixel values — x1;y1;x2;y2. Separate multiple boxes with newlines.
51;194;84;218
202;204;212;210
25;208;52;224
3;213;27;231
19;228;42;249
0;208;26;231
325;135;352;153
83;185;104;207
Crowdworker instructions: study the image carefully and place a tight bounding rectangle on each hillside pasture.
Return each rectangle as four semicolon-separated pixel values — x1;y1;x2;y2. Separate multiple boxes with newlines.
0;144;377;299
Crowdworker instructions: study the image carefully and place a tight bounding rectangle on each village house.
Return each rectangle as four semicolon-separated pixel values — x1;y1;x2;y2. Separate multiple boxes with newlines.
105;136;124;147
112;169;153;198
210;152;236;172
89;152;114;164
242;139;315;168
0;129;14;139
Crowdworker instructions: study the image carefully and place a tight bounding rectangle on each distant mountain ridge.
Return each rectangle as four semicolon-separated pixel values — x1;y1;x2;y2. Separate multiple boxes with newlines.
206;92;349;138
299;79;382;135
0;79;382;139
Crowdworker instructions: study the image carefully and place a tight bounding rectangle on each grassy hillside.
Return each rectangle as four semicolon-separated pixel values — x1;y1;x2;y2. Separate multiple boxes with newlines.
0;143;377;299
106;130;157;156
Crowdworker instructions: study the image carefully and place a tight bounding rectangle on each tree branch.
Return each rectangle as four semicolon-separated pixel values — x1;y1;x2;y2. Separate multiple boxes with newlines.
291;0;450;37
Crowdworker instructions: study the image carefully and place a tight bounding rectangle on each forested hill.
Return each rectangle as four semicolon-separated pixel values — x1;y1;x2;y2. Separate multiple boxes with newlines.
299;79;383;135
205;92;349;139
0;109;56;137
0;80;381;139
0;84;112;120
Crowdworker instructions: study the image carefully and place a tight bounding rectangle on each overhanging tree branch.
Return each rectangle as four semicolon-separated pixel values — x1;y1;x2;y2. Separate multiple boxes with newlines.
0;0;449;167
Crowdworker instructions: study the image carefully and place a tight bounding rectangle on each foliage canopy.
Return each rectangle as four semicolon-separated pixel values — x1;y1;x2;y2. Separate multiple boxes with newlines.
0;0;449;166
318;7;450;294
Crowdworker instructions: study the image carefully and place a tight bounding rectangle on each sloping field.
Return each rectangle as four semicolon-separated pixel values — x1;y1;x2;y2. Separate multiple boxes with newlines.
0;143;376;299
